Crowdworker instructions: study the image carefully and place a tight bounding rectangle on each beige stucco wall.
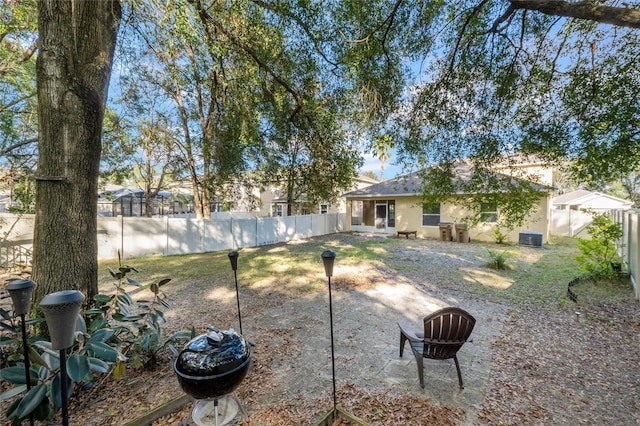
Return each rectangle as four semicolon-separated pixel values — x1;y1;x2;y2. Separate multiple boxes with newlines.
346;194;551;243
492;163;554;186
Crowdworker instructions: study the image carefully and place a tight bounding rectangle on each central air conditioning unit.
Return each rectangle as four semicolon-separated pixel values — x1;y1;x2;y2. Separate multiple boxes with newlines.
519;231;543;248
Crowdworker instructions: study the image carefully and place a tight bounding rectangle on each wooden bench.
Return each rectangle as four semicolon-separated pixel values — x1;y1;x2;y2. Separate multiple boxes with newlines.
397;230;417;239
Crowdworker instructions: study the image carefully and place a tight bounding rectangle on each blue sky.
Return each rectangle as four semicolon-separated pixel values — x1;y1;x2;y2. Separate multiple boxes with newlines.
359;151;402;180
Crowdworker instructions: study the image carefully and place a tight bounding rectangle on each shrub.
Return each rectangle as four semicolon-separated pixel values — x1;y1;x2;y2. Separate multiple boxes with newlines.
486;249;512;270
575;213;623;280
493;228;508;244
0;305;123;424
0;253;191;423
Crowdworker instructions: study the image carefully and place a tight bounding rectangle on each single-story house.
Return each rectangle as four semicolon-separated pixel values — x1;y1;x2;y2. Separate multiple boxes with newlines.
343;163;551;243
552;189;633;211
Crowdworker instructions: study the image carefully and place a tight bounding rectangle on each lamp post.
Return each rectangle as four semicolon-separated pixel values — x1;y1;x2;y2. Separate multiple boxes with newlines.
227;251;243;335
6;279;35;426
39;290;84;426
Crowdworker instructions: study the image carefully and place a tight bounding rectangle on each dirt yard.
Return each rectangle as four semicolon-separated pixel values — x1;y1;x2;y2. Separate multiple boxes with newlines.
2;233;639;425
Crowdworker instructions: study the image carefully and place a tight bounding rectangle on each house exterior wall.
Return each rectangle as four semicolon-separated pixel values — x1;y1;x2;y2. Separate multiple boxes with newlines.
346;194;550;243
550;209;594;237
493;164;554;186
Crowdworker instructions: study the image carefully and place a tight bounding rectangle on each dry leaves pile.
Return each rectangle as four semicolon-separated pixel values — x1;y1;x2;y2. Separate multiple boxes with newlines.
478;303;640;425
154;382;464;426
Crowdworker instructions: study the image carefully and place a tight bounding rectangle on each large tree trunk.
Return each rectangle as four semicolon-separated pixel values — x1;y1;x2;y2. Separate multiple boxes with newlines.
32;1;121;306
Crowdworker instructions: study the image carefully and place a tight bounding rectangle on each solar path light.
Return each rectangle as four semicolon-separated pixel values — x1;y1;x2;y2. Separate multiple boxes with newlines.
7;279;36;426
39;290;84;426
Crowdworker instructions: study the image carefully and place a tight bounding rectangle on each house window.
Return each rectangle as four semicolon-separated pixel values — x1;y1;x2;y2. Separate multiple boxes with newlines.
388;200;395;227
351;201;363;225
320;203;328;214
481;202;498;223
422;203;440;226
275;204;283;217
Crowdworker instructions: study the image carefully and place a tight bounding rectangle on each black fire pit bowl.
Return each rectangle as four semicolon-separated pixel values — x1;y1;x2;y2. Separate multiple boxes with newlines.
174;328;252;400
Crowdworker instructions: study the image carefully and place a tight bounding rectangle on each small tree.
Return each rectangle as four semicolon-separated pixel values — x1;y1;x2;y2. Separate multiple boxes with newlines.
575;213;623;279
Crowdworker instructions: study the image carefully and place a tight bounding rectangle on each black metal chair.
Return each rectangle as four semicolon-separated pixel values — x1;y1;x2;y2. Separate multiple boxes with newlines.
398;307;476;389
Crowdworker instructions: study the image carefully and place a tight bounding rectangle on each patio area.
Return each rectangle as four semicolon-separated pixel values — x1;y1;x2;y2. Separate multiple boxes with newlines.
239;280;508;424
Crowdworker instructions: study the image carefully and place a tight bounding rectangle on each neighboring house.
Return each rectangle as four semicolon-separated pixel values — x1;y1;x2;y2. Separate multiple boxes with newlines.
97;186;180;217
491;153;554;186
343;162;551;243
549;190;634;237
552;189;634;211
262;174;379;217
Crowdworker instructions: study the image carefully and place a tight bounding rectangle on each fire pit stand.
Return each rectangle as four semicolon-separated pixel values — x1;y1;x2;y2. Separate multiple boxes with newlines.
191;395;247;426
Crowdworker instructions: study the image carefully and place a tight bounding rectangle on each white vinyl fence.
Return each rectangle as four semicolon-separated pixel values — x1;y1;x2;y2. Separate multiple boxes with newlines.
610;209;640;299
549;209;595;237
550;208;639;299
1;213;346;265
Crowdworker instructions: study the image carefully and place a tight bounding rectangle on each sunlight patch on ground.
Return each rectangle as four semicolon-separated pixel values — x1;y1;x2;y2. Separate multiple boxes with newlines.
336;264;363;276
368;245;389;254
285;239;311;246
250;276;277;289
265;245;289;254
269;262;291;273
205;286;236;301
365;282;447;318
461;267;514;289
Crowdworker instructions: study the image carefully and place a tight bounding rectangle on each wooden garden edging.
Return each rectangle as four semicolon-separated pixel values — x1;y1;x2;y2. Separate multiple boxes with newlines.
122;393;190;426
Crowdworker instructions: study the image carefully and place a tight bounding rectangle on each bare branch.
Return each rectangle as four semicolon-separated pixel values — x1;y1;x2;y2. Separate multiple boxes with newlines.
450;0;491;71
0;137;38;157
491;4;516;33
509;0;640;29
0;91;36;113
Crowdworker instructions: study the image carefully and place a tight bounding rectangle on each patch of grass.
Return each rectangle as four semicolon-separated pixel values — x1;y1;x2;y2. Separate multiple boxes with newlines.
569;276;635;306
98;233;634;312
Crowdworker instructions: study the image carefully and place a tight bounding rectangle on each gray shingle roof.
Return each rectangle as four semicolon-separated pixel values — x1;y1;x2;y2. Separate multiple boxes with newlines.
344;162;549;198
343;172;423;197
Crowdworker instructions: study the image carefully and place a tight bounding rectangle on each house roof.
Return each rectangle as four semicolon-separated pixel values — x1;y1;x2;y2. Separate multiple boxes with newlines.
343;161;549;198
98;186;172;201
355;174;379;185
492;152;548;168
343;172;423;197
552;190;593;205
553;190;633;208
